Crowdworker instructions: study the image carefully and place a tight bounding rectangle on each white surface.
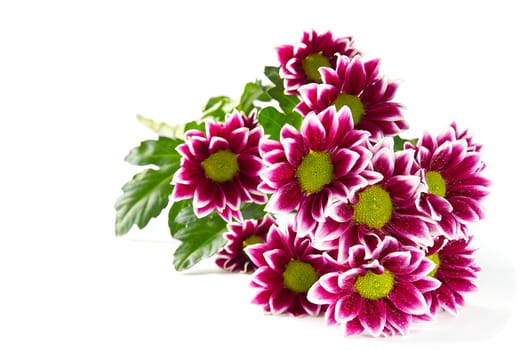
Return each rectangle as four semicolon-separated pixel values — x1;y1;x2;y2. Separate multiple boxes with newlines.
0;1;521;349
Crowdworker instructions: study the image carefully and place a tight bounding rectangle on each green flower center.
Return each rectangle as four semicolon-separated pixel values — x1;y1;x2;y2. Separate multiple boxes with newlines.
242;235;264;248
426;171;447;197
354;270;395;300
353;185;393;229
302;53;331;83
296;151;334;194
201;150;239;183
282;260;319;293
333;93;365;126
427;253;441;277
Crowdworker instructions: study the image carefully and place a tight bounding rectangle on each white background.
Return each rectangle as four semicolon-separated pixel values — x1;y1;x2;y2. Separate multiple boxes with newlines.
0;1;522;349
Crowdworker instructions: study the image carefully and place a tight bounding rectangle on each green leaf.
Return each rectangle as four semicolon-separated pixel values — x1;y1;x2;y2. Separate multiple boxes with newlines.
393;135;419;151
125;137;182;167
201;95;235;121
136;114;180;139
240;202;268;220
264;66;300;115
183;120;206;134
237;80;271;113
258;106;303;140
168;201;228;271
115;165;177;236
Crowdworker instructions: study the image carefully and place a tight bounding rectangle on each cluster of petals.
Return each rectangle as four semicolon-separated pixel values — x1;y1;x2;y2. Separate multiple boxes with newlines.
308;236;441;336
313;138;434;260
407;123;490;238
215;215;276;273
296;54;408;140
258;106;379;234
277;30;359;94
245;222;332;316
423;237;480;316
172;110;266;221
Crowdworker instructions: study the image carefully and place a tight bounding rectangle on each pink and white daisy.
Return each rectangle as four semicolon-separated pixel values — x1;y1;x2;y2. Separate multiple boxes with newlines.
258;106;379;234
215;216;276;273
308;236;441;336
172;110;266;221
314;138;434;259
277;30;359;94
406;123;490;239
245;222;332;316
296;54;408;141
423;237;480;316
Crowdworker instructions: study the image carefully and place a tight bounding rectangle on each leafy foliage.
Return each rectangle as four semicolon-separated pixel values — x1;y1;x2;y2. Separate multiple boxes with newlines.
114;137;182;236
168;200;228;271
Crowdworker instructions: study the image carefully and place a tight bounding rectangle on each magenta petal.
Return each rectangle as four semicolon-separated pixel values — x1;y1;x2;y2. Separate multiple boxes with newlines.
344;318;365;336
412;277;442;293
269;288;294;314
263;248;289;272
384;300;411;336
381;251;412;273
208;136;230;153
389;282;428;315
335;293;362;323
302;114;327;150
282;138;307;168
359;299;386;337
252;267;282;287
436;284;458;314
266;182;302;213
228;127;249;153
307;281;338;305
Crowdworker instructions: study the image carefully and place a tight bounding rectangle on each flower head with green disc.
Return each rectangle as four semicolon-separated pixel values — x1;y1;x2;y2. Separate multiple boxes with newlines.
215;216;276;273
422;236;480;316
277;30;359;94
258;106;380;235
296;54;407;141
172;110;266;221
406;123;490;239
313;138;434;259
245;222;333;316
307;236;441;337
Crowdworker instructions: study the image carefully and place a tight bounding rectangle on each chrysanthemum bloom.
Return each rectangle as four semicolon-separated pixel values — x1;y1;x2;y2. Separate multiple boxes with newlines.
258;106;379;234
215;216;276;273
244;223;332;316
172;110;266;221
296;54;408;141
313;138;434;259
406;123;490;239
277;30;359;94
423;237;480;316
308;236;441;336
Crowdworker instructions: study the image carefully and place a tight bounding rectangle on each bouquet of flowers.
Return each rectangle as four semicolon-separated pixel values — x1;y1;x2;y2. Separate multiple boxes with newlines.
115;30;490;337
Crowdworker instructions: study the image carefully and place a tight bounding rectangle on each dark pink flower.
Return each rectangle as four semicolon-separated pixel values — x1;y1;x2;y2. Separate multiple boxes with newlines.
314;138;434;259
258;106;379;234
215;216;276;273
308;236;441;336
423;237;480;316
407;123;490;239
277;30;359;94
172;110;266;221
245;223;332;316
296;54;407;141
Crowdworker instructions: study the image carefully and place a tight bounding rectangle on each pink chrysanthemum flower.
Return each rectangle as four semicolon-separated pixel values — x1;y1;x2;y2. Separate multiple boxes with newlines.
215;216;276;273
296;54;408;141
314;138;434;259
308;236;441;337
172;110;266;221
258;106;379;234
406;123;490;239
277;30;359;94
423;237;480;316
245;222;332;316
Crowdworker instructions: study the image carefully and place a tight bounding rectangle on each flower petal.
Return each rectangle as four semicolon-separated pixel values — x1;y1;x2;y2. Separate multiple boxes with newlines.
389;282;428;316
